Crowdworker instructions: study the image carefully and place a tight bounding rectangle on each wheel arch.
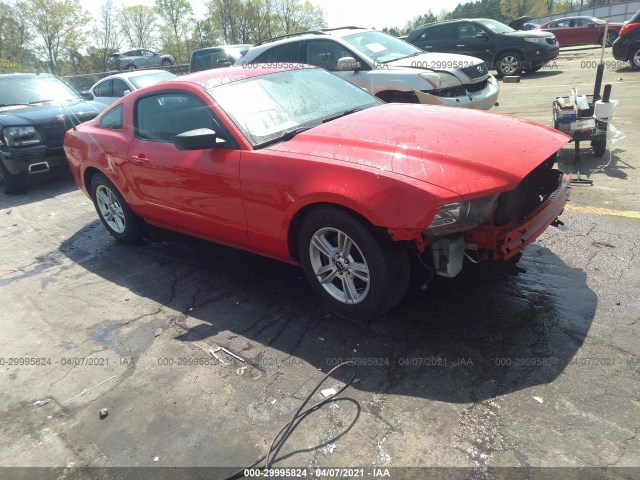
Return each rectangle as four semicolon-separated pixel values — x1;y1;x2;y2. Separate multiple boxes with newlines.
287;201;390;262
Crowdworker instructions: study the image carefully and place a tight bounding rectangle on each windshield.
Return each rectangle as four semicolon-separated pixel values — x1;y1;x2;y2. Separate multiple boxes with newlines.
342;31;422;63
476;19;515;34
208;68;381;147
0;75;80;106
129;71;176;89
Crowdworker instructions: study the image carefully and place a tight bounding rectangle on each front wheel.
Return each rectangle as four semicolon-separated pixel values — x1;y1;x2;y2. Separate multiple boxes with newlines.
592;137;607;157
495;52;523;77
90;174;143;243
161;59;171;67
298;207;409;319
0;162;26;194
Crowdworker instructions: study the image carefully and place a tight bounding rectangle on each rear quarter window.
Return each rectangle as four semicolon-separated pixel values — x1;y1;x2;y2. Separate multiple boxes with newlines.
100;105;123;129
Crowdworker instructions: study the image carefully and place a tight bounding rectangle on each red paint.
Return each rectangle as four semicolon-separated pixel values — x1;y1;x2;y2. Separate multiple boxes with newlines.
64;66;571;265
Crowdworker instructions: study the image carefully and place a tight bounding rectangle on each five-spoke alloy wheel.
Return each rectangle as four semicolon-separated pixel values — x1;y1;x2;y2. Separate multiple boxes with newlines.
299;207;409;319
90;173;143;243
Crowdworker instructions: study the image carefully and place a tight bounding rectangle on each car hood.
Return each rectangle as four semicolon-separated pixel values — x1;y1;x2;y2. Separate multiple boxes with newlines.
503;30;555;38
0;99;105;127
266;104;570;197
387;52;484;69
509;16;532;30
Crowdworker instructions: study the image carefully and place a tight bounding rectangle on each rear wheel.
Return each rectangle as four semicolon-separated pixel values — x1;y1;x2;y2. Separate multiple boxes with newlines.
0;162;26;194
630;45;640;69
298;207;409;319
495;51;523;77
90;173;143;243
602;31;617;47
126;64;136;71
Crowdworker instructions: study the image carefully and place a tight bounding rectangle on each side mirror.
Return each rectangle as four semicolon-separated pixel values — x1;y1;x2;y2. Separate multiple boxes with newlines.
476;31;489;40
123;90;131;96
175;128;226;150
80;91;94;100
336;56;361;71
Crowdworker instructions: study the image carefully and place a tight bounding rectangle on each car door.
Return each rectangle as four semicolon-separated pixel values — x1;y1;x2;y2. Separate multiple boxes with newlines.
112;78;131;100
141;49;159;67
580;18;601;44
412;23;458;55
454;22;495;64
304;39;363;87
548;20;571;45
126;91;248;246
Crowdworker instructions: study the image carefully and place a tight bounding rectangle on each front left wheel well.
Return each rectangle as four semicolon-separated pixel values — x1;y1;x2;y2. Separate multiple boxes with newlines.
287;203;391;262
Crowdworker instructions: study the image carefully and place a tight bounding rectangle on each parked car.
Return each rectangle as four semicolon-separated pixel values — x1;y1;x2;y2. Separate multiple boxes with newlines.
238;27;500;110
87;70;176;105
64;65;571;318
537;16;623;47
406;18;559;76
107;49;176;71
612;9;640;68
190;44;252;72
0;73;105;194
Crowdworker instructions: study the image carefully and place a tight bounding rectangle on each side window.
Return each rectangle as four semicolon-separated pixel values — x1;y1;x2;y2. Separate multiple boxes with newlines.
254;42;302;63
421;24;456;41
305;40;354;71
93;80;112;97
142;50;155;57
112;79;129;97
575;19;590;27
100;105;123;129
135;93;221;143
458;23;481;40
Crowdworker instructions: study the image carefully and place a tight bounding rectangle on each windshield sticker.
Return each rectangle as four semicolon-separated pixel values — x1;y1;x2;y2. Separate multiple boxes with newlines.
365;43;387;53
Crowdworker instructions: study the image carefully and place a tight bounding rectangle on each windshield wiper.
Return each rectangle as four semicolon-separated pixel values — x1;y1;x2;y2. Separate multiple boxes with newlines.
28;99;54;104
256;126;315;148
321;108;362;123
381;51;423;64
0;103;29;107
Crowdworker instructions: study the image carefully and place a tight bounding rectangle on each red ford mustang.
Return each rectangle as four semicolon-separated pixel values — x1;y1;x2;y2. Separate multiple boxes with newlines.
64;66;571;318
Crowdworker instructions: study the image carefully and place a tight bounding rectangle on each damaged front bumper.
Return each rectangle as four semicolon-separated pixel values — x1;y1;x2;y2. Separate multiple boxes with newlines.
413;75;500;110
464;173;571;261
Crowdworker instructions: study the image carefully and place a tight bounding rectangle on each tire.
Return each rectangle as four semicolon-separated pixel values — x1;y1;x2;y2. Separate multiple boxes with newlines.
298;207;410;319
630;45;640;69
0;161;26;194
525;64;543;73
592;138;606;157
495;51;523;77
126;64;136;71
602;31;617;47
90;173;143;243
161;59;171;67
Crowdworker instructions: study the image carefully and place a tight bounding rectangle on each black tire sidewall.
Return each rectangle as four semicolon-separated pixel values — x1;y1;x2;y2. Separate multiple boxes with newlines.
0;161;26;194
90;174;142;242
298;207;408;319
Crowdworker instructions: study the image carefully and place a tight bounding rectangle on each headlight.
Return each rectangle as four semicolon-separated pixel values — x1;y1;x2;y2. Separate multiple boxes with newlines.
2;126;42;146
425;194;499;237
420;72;462;89
524;37;549;44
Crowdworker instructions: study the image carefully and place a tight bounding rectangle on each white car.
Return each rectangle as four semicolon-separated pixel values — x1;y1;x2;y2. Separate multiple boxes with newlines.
238;27;500;110
87;70;176;105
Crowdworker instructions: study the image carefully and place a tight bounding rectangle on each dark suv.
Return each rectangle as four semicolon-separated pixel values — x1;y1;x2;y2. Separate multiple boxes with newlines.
190;44;252;73
0;74;105;194
612;9;640;69
406;18;559;76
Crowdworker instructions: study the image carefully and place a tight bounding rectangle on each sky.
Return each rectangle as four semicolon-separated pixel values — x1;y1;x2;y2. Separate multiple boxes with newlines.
80;0;465;31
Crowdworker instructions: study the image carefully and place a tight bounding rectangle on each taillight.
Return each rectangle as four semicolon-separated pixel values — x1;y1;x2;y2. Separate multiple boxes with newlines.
619;22;640;36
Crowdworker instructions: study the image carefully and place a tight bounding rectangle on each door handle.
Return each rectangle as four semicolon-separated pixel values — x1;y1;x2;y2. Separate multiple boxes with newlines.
456;44;466;47
130;154;149;165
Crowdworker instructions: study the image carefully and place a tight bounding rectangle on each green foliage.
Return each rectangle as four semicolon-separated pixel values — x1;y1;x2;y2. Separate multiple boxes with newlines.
155;0;193;63
0;2;35;72
118;5;160;51
16;0;90;75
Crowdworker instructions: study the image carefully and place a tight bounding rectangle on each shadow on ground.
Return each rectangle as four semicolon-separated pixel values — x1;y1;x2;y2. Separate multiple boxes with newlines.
56;218;597;405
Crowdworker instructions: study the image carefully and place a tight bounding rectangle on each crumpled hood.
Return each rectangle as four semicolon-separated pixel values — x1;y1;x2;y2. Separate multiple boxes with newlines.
266;104;570;197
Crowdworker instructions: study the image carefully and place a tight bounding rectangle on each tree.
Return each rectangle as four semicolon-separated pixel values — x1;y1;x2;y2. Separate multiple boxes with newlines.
276;0;325;34
500;0;546;20
16;0;89;75
118;5;160;50
155;0;193;62
0;2;34;71
92;0;123;71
